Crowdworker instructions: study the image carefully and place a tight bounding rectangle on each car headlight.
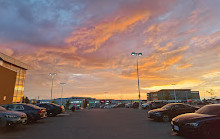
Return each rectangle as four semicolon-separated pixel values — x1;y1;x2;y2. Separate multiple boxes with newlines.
5;115;18;118
154;112;161;116
185;122;199;127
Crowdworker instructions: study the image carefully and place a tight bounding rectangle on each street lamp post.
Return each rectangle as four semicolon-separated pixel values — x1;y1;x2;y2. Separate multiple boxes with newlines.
131;52;142;110
172;84;177;102
49;73;56;101
60;83;66;106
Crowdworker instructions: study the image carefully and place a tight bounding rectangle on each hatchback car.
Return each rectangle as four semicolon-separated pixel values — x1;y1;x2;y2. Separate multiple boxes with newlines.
171;104;220;137
1;104;47;123
0;106;27;128
148;103;199;122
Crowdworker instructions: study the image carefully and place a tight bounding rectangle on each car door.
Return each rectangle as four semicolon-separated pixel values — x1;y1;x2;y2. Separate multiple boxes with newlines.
170;104;183;118
183;105;196;113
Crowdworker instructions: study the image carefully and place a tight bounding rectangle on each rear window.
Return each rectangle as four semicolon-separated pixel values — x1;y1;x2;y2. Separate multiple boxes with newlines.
0;106;6;111
196;105;220;116
25;104;41;109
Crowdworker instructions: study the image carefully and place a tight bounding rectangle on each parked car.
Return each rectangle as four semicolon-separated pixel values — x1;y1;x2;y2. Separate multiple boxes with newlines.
113;103;125;108
148;103;199;122
1;104;47;123
125;103;132;108
148;101;167;110
0;106;27;128
35;103;63;116
100;104;105;109
142;102;150;109
171;104;220;137
104;105;112;109
132;102;139;109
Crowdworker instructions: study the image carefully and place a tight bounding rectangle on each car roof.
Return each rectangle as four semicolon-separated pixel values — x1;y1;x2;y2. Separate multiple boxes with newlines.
204;104;220;107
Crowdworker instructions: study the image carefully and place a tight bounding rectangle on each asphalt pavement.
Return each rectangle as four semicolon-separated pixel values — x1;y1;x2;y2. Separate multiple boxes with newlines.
0;108;183;139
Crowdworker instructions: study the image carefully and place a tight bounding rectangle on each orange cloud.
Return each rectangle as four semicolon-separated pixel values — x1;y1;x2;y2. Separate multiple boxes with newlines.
66;11;150;53
177;63;192;69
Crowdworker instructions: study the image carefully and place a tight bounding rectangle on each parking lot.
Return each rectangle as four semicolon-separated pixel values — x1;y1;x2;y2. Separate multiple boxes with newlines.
0;108;183;139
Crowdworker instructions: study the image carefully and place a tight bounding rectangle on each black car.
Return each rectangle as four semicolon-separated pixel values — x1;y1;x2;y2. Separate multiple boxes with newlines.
1;104;47;123
35;103;63;116
0;106;27;128
148;103;199;122
171;104;220;137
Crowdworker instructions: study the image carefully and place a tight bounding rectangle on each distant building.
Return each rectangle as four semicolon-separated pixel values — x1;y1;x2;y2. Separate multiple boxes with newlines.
147;89;200;102
0;53;29;104
37;97;95;108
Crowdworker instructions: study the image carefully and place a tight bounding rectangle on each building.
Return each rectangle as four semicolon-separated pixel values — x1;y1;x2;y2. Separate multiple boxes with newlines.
0;52;29;104
36;97;95;108
147;89;200;102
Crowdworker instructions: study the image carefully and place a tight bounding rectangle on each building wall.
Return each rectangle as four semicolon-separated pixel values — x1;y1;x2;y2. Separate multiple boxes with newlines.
0;61;26;103
0;66;17;105
147;89;200;102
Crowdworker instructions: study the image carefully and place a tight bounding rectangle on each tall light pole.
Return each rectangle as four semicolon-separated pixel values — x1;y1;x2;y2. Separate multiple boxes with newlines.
131;52;142;110
171;84;177;102
60;82;66;106
49;73;56;101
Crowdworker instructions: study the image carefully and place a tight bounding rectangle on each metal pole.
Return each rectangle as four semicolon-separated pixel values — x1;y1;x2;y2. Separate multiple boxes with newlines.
61;85;63;106
136;55;141;109
51;76;54;101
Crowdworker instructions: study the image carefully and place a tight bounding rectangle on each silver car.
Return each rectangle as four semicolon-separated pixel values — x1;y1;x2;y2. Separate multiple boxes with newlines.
0;106;27;128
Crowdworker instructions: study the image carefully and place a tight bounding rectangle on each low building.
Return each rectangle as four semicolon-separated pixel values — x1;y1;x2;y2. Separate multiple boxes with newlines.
37;97;95;108
0;53;29;104
147;89;200;102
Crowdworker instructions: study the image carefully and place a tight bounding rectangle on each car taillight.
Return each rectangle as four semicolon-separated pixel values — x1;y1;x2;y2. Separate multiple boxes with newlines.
59;106;62;109
38;110;42;114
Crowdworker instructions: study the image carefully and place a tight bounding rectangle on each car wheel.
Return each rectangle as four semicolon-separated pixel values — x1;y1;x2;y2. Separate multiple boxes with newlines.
162;115;170;122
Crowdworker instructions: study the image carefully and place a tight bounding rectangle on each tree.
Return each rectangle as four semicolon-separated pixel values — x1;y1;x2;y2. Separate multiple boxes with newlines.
65;100;70;110
22;96;30;104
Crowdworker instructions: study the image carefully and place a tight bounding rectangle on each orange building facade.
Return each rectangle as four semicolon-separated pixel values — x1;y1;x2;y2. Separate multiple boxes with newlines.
0;52;29;104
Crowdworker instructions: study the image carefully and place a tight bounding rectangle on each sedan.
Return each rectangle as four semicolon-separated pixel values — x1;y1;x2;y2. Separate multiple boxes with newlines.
1;104;47;123
148;103;199;122
171;104;220;137
0;106;27;128
35;103;63;116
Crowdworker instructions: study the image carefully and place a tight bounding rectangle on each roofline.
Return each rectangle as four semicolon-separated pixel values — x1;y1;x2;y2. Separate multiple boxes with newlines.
0;52;30;70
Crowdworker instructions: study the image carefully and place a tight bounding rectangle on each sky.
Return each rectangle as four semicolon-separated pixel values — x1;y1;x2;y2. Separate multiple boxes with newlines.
0;0;220;100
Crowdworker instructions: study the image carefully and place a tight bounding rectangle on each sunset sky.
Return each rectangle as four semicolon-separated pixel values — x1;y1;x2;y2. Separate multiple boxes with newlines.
0;0;220;100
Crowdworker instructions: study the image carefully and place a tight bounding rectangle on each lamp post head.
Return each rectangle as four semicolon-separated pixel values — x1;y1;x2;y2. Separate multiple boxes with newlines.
131;52;142;56
49;73;57;76
60;83;66;85
131;52;136;56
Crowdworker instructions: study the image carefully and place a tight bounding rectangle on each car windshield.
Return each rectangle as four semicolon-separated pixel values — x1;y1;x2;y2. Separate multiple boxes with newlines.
0;106;6;111
161;104;174;110
196;105;220;116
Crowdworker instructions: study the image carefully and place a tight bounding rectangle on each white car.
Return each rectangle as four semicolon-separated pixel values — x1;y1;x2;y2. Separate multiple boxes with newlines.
142;103;150;109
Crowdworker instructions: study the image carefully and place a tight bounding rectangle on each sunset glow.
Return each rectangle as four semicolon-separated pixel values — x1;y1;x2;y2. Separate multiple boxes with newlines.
1;0;220;100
